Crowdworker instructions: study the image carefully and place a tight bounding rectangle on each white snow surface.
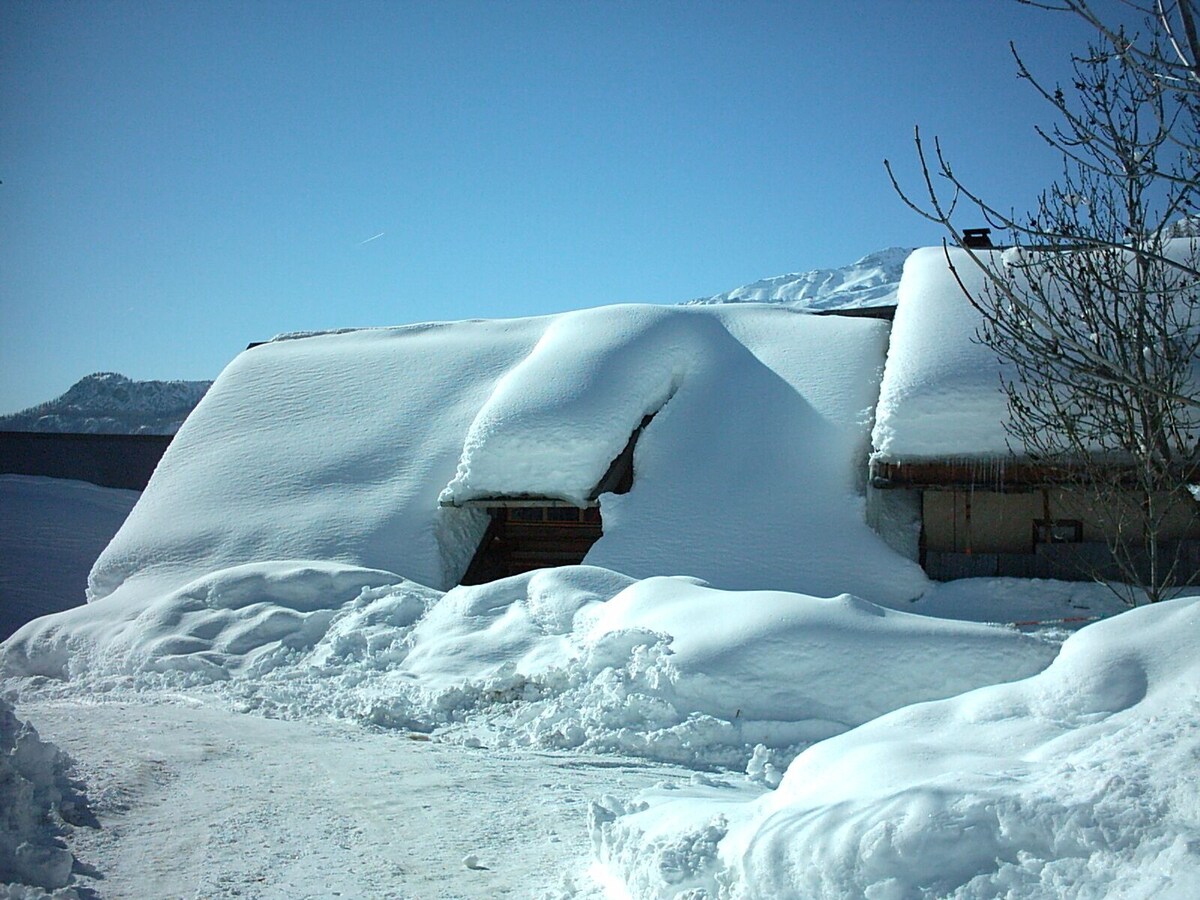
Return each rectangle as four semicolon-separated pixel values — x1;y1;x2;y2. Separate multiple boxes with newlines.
874;240;1200;461
0;566;1055;770
871;246;1014;461
3;425;1193;898
593;596;1200;899
0;477;138;640
684;248;910;309
87;303;928;608
8;297;1197;897
0;697;83;896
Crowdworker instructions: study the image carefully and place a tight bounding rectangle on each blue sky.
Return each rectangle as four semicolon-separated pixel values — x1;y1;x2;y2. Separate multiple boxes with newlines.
1;1;1102;413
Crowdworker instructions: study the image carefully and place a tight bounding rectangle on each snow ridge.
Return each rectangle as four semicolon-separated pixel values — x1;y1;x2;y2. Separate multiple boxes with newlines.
0;697;88;894
0;373;212;435
684;247;911;310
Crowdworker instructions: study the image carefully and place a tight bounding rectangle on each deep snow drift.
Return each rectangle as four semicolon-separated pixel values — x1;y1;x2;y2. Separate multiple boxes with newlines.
1;565;1056;771
592;595;1200;898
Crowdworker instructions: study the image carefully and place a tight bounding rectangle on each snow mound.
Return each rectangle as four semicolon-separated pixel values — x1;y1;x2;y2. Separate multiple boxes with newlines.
4;567;1055;770
1;562;402;682
685;248;910;310
0;699;85;896
593;596;1200;898
583;578;1058;730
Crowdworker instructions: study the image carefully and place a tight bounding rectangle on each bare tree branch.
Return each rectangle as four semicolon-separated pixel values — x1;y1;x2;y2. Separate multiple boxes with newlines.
889;1;1200;603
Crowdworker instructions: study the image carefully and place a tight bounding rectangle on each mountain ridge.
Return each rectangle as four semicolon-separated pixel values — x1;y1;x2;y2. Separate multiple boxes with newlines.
683;247;910;310
3;249;909;434
0;372;212;435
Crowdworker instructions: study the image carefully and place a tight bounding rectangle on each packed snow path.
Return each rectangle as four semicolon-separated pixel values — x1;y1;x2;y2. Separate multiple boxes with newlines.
23;697;695;899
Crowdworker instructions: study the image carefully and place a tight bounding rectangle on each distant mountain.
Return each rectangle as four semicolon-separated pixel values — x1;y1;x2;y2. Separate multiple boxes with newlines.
684;247;911;310
0;373;211;435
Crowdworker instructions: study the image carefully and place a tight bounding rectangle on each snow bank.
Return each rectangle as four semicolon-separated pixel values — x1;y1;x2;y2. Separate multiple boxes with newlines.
593;596;1200;898
84;304;926;612
1;561;401;683
3;566;1055;770
0;699;84;897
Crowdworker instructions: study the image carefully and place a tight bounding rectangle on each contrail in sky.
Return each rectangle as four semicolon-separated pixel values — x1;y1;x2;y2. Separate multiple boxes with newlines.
359;232;385;245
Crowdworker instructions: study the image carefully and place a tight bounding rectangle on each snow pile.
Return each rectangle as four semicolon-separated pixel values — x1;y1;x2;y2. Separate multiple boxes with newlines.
85;304;927;609
2;566;1056;770
685;248;910;310
0;476;139;640
0;698;84;897
0;372;211;434
1;561;402;683
592;596;1200;898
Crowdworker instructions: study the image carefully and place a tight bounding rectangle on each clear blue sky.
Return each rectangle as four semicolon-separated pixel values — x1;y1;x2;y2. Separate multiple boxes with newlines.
1;0;1104;414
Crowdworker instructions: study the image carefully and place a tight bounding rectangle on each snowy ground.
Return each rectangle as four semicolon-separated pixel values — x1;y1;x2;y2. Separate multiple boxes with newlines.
4;474;1198;897
0;476;138;641
18;695;700;899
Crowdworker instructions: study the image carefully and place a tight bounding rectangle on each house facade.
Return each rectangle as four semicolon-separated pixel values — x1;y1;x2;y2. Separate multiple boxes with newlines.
868;245;1200;583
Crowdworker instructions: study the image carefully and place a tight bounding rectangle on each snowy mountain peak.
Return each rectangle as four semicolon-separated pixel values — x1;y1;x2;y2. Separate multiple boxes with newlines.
685;247;912;310
0;372;212;434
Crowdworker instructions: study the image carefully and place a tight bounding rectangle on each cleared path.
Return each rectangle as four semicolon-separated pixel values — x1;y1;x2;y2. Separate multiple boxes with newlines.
22;697;695;899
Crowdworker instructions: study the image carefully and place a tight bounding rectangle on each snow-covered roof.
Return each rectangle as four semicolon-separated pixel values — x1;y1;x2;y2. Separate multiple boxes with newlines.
88;304;925;609
871;246;1016;462
873;240;1200;463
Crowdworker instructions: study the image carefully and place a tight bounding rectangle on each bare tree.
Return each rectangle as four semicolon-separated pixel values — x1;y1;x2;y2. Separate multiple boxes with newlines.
886;1;1200;603
1019;1;1200;96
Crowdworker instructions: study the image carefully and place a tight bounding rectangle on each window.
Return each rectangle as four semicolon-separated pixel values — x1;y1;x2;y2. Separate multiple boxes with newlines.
1033;519;1083;545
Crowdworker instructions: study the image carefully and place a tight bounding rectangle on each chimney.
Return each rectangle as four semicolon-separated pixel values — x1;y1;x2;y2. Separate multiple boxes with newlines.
962;228;994;248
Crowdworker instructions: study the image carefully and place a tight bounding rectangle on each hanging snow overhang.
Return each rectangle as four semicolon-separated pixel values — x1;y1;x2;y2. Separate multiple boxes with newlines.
439;413;654;509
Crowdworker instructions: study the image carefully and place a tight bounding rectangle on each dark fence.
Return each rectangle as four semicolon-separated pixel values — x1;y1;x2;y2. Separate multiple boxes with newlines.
926;540;1200;582
0;431;173;490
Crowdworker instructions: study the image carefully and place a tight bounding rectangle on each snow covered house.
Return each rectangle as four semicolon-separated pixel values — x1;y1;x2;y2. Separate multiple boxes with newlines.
869;246;1200;581
86;304;929;617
